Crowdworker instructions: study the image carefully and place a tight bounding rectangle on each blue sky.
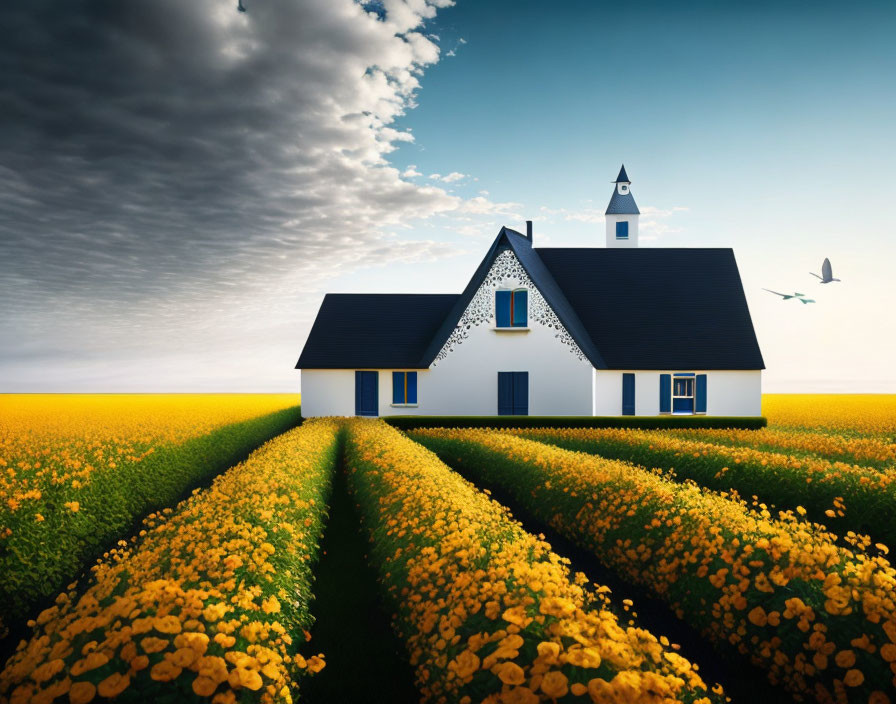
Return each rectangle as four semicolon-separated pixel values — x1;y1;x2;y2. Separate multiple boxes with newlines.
1;0;894;392
334;0;896;392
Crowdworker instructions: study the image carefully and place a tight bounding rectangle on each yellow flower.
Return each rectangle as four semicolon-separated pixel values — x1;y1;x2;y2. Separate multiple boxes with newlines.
150;660;182;682
228;667;263;691
65;501;80;513
834;650;855;668
213;633;236;648
747;606;767;627
565;647;601;669
154;615;182;634
495;662;526;685
843;669;864;687
70;651;109;676
69;681;96;704
192;675;219;697
540;671;569;698
306;655;325;674
449;650;480;679
97;672;130;698
141;636;169;654
536;641;560;663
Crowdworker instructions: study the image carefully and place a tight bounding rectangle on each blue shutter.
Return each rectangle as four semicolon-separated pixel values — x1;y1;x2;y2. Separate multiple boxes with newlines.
495;290;511;327
407;372;417;404
512;372;529;415
616;221;628;239
659;374;671;414
695;374;707;414
622;373;635;415
355;371;363;414
498;372;513;415
392;372;403;404
512;289;528;327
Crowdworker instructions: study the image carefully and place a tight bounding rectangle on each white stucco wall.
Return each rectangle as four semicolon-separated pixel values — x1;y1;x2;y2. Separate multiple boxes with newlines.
605;214;639;248
299;369;356;417
593;369;762;416
301;248;594;417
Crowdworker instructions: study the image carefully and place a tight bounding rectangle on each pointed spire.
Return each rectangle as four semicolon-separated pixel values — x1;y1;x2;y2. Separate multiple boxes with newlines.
613;164;630;183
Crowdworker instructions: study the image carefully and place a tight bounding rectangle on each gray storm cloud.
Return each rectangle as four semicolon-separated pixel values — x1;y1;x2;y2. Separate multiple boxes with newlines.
0;0;462;390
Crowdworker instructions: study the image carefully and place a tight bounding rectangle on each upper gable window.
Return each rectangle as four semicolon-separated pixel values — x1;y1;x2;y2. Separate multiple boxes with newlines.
496;288;527;328
616;221;629;239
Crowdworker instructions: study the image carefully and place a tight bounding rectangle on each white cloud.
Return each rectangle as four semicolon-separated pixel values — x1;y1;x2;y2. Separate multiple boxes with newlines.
402;164;423;178
0;0;470;391
441;171;466;182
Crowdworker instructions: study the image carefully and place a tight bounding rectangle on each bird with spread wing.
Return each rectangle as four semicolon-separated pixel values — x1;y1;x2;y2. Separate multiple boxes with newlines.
762;289;815;304
810;257;841;283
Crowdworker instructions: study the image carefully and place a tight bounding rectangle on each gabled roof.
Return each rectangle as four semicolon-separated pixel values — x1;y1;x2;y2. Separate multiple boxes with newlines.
295;293;458;369
605;188;639;215
536;248;765;369
418;227;604;367
614;164;630;183
296;233;764;371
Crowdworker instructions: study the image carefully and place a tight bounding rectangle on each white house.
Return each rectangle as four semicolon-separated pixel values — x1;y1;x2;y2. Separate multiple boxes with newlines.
297;166;764;417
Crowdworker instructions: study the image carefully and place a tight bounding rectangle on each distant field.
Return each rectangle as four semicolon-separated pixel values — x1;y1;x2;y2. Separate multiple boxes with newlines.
763;393;896;436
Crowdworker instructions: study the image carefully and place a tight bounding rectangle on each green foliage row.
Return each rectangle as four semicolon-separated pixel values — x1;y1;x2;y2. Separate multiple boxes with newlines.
384;415;767;430
0;419;338;703
0;406;301;642
515;428;896;550
411;429;896;702
343;420;719;704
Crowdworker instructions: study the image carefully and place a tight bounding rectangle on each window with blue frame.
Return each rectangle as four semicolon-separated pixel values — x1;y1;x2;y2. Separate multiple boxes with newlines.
391;371;417;405
616;221;629;239
495;288;528;327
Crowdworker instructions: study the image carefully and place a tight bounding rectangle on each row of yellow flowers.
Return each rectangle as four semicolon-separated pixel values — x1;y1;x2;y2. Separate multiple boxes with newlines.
508;427;896;550
762;394;896;438
412;428;896;703
344;419;721;704
0;419;337;704
666;427;896;468
0;395;300;640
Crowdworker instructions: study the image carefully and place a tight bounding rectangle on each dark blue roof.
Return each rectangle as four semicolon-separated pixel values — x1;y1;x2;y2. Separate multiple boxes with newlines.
536;248;765;369
296;235;764;371
614;164;630;183
295;293;458;369
605;187;640;215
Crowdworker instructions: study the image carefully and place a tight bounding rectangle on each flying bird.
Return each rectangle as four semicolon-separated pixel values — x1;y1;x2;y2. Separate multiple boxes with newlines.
763;289;815;304
810;257;841;283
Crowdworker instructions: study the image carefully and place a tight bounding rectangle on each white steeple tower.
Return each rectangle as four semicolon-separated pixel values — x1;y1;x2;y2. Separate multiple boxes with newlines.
605;164;640;248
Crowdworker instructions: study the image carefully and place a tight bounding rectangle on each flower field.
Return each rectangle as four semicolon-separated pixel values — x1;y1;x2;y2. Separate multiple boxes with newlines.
507;427;896;548
412;428;896;703
2;394;896;703
762;394;896;437
0;419;337;704
0;395;301;642
344;420;720;704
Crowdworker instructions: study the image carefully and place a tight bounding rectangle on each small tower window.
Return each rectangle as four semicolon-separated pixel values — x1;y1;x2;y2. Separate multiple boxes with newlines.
496;288;528;327
616;221;629;239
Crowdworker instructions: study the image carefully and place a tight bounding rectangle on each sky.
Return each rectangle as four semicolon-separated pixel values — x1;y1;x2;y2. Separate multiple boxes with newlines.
1;0;894;393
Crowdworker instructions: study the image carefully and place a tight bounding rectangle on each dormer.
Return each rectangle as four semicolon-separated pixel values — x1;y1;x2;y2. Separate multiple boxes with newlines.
605;164;640;248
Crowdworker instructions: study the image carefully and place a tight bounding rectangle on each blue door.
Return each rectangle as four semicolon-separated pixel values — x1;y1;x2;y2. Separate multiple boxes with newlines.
354;371;378;416
622;373;635;415
498;372;528;415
